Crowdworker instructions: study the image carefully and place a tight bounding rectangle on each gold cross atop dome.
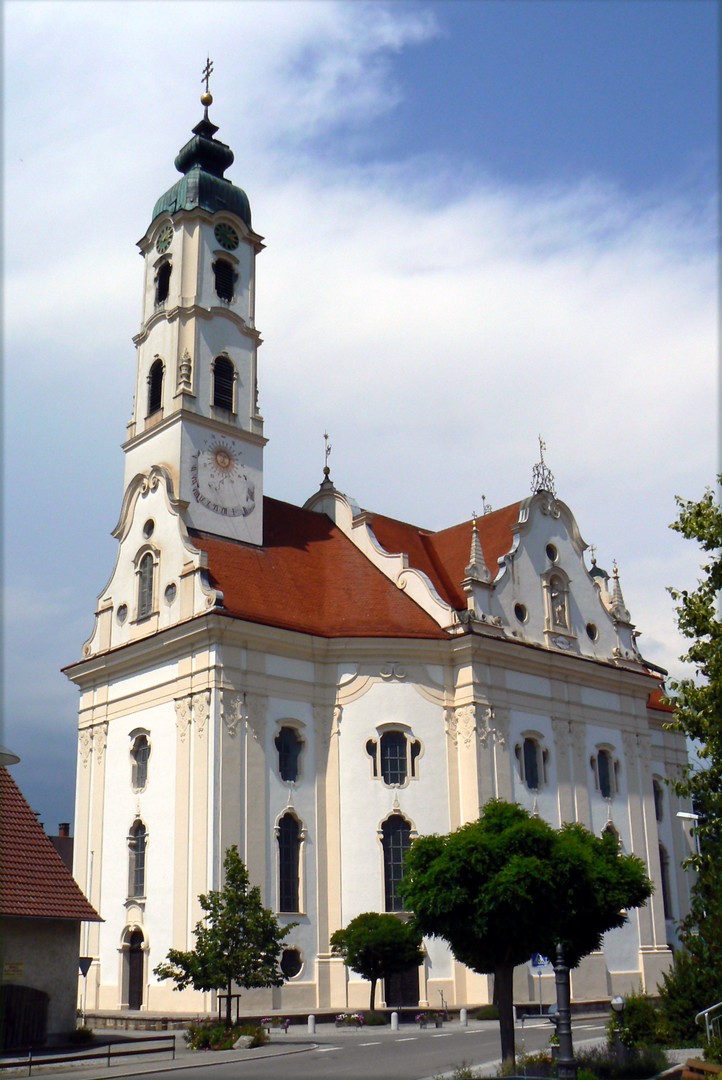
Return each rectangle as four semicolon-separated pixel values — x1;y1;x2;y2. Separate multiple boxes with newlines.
201;56;214;107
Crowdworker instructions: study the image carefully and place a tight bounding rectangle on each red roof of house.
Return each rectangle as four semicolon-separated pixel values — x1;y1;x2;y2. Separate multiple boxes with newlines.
0;768;101;921
192;498;451;639
647;686;675;713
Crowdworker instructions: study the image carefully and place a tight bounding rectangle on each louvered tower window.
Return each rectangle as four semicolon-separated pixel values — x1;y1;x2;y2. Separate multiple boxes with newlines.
213;356;235;411
213;258;235;301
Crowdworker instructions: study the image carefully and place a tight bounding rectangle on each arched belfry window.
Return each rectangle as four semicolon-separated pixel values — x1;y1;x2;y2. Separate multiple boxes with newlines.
514;734;549;792
154;260;172;306
213;258;236;302
366;729;422;786
591;745;619;800
137;552;155;620
212;356;236;412
381;814;412;912
128;820;147;897
277;813;301;913
147;359;164;416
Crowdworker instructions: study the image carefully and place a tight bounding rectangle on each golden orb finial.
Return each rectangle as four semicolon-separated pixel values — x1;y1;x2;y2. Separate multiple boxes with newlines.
201;90;213;107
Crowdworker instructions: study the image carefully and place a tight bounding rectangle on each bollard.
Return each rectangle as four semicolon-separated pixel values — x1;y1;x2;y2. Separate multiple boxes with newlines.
391;1011;399;1031
307;1014;316;1035
460;1007;468;1027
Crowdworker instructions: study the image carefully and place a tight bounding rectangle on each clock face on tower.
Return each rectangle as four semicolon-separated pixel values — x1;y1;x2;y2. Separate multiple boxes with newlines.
190;438;256;517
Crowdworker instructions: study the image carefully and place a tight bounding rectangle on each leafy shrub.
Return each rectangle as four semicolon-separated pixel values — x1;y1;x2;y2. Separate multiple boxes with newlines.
659;945;722;1047
704;1034;722;1065
575;1043;669;1079
363;1011;388;1026
606;989;663;1050
577;1069;599;1080
67;1025;95;1044
184;1021;268;1050
473;1004;500;1021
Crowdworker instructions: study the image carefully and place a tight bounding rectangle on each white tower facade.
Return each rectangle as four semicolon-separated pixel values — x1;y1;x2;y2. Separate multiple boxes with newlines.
124;104;265;546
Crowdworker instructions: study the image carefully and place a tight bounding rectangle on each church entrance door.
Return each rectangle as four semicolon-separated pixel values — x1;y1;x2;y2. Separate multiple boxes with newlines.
127;931;144;1010
385;965;419;1008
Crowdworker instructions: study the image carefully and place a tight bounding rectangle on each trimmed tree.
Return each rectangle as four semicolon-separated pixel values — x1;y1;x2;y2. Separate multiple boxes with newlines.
658;482;722;1046
399;800;652;1065
153;845;294;1026
330;912;424;1011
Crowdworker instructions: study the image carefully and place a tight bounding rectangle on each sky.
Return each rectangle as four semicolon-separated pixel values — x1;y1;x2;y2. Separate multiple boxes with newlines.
3;0;718;832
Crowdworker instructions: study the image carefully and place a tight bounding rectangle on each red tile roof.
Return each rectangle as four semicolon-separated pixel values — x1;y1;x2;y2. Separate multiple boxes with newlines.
367;501;522;609
0;768;101;921
647;686;675;713
192;497;450;639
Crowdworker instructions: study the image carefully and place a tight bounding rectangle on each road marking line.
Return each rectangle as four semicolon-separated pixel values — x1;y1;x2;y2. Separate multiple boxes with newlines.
360;1041;381;1046
397;1036;417;1042
316;1046;341;1052
432;1033;451;1038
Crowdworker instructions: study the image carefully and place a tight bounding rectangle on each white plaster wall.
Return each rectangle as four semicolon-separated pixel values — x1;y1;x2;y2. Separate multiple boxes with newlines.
1;918;82;1039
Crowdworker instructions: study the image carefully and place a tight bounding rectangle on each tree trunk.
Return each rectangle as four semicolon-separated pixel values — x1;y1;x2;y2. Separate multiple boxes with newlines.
370;976;377;1012
495;963;516;1066
225;979;233;1027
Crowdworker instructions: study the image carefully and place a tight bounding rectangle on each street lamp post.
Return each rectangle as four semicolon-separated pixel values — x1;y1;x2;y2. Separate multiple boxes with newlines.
554;944;577;1080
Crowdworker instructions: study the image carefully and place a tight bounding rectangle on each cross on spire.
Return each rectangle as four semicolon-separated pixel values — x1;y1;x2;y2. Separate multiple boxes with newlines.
201;57;214;95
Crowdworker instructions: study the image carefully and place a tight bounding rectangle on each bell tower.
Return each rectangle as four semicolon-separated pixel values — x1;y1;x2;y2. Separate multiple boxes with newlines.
123;72;265;545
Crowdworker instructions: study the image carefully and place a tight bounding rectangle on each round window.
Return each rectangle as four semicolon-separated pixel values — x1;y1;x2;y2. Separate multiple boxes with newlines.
280;948;302;978
117;604;128;624
514;603;528;623
143;519;155;539
164;583;177;604
545;543;558;562
586;623;598;641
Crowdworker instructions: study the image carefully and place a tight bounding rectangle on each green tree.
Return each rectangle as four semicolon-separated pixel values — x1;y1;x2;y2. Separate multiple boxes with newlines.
659;482;722;1045
399;800;652;1065
330;912;424;1011
153;845;294;1026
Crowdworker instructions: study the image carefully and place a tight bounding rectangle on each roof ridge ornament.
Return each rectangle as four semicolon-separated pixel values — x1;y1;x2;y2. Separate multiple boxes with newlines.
464;514;491;584
319;430;335;490
531;435;557;498
610;560;631;623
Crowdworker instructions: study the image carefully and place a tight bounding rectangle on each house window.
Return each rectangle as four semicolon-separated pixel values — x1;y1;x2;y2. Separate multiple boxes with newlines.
213;258;235;302
514;735;548;792
131;734;150;792
278;813;301;913
592;747;618;799
367;731;422;786
137;553;155;620
213;356;235;411
653;778;664;822
147;359;164;416
382;815;412;912
154;261;172;305
659;845;673;919
275;727;303;783
128;820;147;897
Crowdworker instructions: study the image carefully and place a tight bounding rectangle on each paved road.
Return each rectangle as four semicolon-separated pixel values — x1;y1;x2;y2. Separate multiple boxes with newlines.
15;1017;608;1080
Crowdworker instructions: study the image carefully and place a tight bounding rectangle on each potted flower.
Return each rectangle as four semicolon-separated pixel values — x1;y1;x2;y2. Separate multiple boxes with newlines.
415;1012;427;1029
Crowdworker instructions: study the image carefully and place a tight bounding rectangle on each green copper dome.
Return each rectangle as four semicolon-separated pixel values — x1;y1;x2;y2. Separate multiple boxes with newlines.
151;112;252;229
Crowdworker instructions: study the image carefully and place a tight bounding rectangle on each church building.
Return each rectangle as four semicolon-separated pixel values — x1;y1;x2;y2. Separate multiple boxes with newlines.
66;87;691;1015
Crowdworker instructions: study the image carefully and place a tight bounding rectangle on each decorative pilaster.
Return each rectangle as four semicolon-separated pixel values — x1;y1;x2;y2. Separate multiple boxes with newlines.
174;696;192;741
221;691;244;737
551;717;574;823
193;690;211;739
569;722;591;826
93;722;109;763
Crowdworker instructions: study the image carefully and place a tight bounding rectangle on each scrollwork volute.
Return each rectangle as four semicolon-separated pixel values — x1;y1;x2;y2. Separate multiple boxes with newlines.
245;693;268;742
93;721;108;762
79;728;93;767
194;690;211;738
222;692;244;738
456;705;477;748
174;696;192;742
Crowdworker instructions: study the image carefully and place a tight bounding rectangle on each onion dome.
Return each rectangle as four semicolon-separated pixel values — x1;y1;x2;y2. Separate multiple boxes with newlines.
151;101;251;228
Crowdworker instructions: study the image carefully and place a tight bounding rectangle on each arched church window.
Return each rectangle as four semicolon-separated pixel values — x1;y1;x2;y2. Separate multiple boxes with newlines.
154;260;172;305
591;746;618;799
213;356;236;412
653;778;664;822
381;815;411;912
147;359;164;416
275;727;303;783
213;258;235;302
278;813;301;913
380;731;407;785
514;734;548;792
128;820;147;897
659;845;673;919
137;553;155;620
131;734;150;792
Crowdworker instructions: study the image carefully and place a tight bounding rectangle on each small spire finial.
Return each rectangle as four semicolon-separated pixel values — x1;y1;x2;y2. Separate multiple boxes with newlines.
201;56;214;110
481;494;493;515
531;434;556;497
590;544;597;565
323;431;332;480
